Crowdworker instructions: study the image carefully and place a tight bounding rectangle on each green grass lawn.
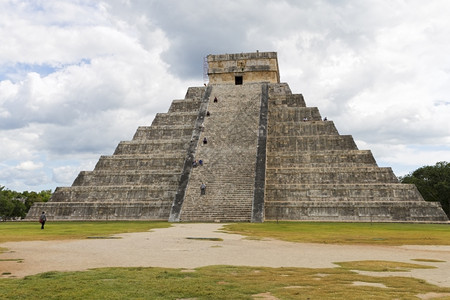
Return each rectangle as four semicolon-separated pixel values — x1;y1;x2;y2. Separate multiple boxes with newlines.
222;222;450;246
0;221;171;244
2;221;448;246
1;264;449;299
1;221;450;299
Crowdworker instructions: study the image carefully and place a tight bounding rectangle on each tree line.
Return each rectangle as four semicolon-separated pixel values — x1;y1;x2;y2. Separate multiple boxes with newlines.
400;161;450;219
0;186;51;220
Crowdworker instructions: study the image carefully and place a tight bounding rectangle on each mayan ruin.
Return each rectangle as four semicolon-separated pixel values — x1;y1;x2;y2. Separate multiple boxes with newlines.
27;51;448;222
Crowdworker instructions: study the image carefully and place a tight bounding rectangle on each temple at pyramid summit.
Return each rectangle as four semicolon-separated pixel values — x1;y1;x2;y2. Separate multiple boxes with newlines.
27;51;448;222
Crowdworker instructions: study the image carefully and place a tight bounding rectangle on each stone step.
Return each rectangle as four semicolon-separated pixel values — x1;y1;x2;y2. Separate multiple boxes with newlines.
268;83;292;97
181;212;251;217
182;211;252;217
190;161;257;174
186;190;254;198
51;185;177;202
185;177;255;191
181;216;251;222
94;155;185;171
266;150;377;167
190;165;255;175
181;206;252;221
114;140;190;154
133;125;194;140
266;167;398;184
182;207;252;214
183;205;253;212
268;121;339;136
197;133;260;148
268;107;322;122
151;112;198;126
265;183;423;201
268;93;306;107
72;170;181;186
28;202;172;221
181;195;254;204
189;174;256;183
168;99;202;113
179;83;263;222
185;86;207;100
264;201;448;222
267;135;358;151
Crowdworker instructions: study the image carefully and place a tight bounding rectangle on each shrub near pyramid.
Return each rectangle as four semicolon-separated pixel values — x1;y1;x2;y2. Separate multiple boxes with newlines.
27;52;448;222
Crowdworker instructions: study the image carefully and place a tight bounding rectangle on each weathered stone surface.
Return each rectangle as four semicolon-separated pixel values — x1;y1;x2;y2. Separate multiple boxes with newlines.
264;80;447;222
26;51;448;222
28;202;171;221
94;154;185;171
178;83;263;222
151;112;198;126
168;86;212;222
113;141;188;155
267;150;377;168
264;201;445;222
207;52;280;84
27;89;204;221
133;125;194;140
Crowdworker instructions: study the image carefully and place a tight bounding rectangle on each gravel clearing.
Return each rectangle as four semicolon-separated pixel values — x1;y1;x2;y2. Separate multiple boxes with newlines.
1;223;449;287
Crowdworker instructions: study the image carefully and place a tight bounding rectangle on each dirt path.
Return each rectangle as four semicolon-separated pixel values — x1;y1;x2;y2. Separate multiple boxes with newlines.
1;223;450;287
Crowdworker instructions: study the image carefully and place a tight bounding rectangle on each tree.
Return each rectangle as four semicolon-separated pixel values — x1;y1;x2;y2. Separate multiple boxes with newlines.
0;186;16;220
11;199;27;219
400;161;450;219
0;186;52;220
22;190;52;211
0;196;14;221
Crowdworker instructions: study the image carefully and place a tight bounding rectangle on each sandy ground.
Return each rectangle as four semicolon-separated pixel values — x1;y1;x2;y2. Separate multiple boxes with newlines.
1;223;450;288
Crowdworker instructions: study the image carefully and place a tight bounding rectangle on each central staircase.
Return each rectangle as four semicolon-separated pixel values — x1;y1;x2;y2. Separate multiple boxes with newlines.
179;84;263;222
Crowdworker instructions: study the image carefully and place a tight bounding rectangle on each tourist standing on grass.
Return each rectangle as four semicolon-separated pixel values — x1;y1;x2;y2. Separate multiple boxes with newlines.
39;212;47;229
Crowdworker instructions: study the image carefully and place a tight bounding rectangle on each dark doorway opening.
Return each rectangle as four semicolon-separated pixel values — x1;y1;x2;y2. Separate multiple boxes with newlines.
235;76;243;85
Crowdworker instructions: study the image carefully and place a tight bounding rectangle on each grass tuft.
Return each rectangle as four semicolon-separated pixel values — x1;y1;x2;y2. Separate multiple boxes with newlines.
411;258;446;263
1;265;449;299
186;237;223;241
0;221;171;243
334;260;436;272
0;259;23;263
222;222;450;246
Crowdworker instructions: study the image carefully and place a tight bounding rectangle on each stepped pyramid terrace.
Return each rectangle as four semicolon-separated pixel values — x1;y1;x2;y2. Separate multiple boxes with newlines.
27;51;448;222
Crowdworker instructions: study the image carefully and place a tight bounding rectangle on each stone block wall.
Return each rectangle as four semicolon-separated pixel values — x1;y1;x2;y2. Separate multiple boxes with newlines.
207;52;280;84
27;87;205;220
264;83;448;222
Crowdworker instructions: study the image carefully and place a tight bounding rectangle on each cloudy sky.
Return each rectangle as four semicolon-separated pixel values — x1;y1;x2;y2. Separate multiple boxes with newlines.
1;0;449;192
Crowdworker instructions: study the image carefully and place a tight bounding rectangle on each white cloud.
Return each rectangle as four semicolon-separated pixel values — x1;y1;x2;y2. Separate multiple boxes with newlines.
0;159;49;190
16;161;43;171
0;0;450;191
52;159;97;185
357;140;450;177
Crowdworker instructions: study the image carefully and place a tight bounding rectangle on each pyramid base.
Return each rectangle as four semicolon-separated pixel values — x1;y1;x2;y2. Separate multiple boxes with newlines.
265;201;449;222
26;202;171;221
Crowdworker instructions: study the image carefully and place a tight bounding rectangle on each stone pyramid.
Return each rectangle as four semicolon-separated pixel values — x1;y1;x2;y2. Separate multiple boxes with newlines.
27;51;448;222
